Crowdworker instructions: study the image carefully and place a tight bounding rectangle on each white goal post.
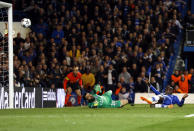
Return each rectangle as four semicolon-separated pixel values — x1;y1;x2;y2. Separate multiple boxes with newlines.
0;1;13;109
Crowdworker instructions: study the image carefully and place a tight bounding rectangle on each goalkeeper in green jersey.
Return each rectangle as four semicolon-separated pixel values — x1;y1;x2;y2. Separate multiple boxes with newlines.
83;84;129;108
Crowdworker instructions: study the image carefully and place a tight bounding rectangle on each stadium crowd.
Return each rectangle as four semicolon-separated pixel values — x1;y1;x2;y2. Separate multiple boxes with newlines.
11;0;194;99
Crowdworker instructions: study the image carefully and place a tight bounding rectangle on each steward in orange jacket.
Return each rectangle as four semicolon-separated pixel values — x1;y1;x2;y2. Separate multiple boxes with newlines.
178;74;192;93
171;70;180;84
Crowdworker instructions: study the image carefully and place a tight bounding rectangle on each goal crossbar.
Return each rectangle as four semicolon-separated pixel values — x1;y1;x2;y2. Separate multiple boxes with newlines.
0;1;12;8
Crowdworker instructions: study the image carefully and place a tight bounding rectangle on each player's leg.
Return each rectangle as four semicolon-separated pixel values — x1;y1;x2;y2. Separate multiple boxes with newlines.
140;95;162;104
70;82;82;105
120;99;128;106
129;90;135;106
65;87;72;105
109;100;128;108
103;90;112;97
75;89;82;105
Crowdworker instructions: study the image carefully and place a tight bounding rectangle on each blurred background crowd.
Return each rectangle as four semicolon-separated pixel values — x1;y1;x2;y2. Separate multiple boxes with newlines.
1;0;193;94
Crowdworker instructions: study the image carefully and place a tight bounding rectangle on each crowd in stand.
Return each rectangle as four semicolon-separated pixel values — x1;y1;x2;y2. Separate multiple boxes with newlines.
171;69;194;93
10;0;193;94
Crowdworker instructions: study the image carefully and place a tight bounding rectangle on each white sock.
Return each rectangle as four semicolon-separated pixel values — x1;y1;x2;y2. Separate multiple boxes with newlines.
149;96;160;104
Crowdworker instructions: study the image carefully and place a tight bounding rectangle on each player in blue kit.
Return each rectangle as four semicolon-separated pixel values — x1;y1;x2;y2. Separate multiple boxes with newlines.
140;82;188;108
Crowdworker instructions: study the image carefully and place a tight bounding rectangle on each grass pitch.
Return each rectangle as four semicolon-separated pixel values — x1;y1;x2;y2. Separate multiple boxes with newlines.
0;104;194;131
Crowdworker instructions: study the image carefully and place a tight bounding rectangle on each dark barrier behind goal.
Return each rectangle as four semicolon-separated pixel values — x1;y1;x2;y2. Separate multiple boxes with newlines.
0;86;65;109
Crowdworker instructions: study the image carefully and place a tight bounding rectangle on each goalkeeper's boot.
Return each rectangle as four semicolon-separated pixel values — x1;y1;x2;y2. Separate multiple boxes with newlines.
140;96;152;104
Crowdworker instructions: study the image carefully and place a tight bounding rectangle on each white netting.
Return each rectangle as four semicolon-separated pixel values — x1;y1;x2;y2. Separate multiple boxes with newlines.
0;7;9;88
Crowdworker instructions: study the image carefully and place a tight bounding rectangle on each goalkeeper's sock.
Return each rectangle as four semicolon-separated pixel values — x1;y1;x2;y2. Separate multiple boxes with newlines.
77;96;82;105
151;96;160;103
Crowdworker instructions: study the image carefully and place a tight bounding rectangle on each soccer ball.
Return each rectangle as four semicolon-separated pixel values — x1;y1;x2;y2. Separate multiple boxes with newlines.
21;18;31;28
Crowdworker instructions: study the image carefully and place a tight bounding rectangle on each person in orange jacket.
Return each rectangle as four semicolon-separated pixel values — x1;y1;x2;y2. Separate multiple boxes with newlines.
178;74;192;93
171;70;184;93
171;70;180;84
63;66;82;105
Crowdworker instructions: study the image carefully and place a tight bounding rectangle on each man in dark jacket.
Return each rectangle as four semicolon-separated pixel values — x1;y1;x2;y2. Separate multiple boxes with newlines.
135;77;147;92
104;64;117;93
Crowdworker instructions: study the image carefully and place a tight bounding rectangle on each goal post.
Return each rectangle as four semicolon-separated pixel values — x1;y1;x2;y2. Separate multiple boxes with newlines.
0;1;13;109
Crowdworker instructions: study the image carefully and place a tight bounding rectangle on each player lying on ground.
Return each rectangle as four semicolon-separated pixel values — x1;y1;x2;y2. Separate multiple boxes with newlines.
140;83;188;108
84;88;129;108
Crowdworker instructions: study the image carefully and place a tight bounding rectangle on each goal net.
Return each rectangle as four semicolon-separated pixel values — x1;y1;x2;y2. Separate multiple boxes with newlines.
0;2;13;109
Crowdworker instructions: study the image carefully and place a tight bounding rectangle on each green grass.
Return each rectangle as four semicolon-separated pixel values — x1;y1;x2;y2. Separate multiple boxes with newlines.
0;104;194;131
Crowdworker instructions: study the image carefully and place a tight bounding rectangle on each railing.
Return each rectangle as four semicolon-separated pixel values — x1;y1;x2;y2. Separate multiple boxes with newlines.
162;0;188;92
162;30;183;92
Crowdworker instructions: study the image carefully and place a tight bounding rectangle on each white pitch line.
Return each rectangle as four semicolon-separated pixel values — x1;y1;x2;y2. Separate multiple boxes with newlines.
184;114;194;118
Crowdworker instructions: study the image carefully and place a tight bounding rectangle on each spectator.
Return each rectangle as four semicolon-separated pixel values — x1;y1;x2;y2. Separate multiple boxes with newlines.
128;77;135;105
10;0;187;95
116;77;129;95
95;65;105;83
118;85;129;101
171;70;180;84
153;63;164;89
178;73;192;93
51;24;64;45
170;80;182;93
150;77;160;92
18;48;36;64
14;33;24;45
190;69;194;93
104;64;117;92
118;67;131;84
81;66;95;92
69;45;81;59
135;77;147;93
129;63;139;81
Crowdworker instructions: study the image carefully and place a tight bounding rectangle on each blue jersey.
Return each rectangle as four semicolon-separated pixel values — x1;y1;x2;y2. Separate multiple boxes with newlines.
162;94;184;107
150;85;185;107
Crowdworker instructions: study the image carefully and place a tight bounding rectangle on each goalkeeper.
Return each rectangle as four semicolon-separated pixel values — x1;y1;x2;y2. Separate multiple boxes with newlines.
83;84;129;108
